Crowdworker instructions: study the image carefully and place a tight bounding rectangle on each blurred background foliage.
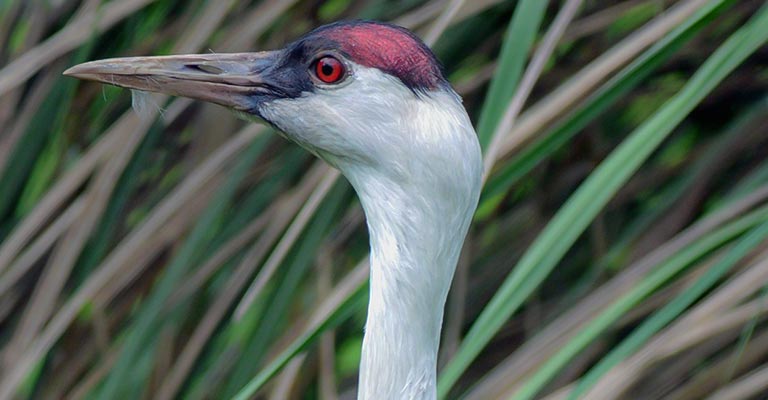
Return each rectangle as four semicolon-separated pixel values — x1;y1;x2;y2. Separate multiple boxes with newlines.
0;0;767;399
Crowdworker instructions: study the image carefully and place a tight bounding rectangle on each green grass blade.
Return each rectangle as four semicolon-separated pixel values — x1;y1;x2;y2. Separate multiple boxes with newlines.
480;0;731;207
597;97;768;272
475;0;548;149
438;3;768;396
0;66;78;232
512;204;768;400
73;121;165;282
221;179;350;396
568;218;768;399
231;274;368;400
96;135;267;398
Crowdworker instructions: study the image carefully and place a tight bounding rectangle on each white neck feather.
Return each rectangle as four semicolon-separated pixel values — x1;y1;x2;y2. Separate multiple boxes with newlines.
339;90;482;400
352;176;472;399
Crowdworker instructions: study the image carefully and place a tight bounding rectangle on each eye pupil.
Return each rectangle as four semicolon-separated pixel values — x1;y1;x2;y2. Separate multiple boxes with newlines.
314;56;344;84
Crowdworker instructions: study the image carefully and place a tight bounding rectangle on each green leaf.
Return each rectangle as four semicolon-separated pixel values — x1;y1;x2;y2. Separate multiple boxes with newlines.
97;134;267;398
480;0;731;206
222;179;351;397
569;219;768;399
476;0;549;150
568;218;768;399
438;2;768;397
515;204;768;400
231;277;368;400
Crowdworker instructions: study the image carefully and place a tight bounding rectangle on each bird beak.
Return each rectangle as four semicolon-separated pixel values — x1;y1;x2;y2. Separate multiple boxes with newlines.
63;52;280;112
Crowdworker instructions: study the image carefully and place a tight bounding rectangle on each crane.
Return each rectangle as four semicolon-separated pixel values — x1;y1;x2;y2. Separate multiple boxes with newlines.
64;20;482;400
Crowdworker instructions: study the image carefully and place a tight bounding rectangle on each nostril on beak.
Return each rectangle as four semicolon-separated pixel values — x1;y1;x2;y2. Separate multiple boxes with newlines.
185;64;224;74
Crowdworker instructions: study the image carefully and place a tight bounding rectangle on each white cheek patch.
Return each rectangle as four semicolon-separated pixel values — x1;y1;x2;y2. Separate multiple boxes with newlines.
258;67;404;143
255;65;476;180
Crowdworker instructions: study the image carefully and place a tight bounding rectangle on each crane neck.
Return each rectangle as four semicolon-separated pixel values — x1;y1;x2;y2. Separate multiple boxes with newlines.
344;148;480;399
310;87;483;399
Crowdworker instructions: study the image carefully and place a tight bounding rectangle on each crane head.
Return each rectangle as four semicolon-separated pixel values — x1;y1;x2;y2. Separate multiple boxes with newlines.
64;23;483;396
65;20;479;183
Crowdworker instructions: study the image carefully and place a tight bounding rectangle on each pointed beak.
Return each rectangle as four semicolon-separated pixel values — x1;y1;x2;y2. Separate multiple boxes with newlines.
63;52;280;112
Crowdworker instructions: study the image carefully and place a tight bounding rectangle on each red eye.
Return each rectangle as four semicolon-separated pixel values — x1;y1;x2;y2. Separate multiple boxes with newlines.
314;56;345;84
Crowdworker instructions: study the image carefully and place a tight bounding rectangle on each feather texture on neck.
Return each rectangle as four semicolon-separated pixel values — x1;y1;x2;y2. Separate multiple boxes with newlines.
341;90;481;400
